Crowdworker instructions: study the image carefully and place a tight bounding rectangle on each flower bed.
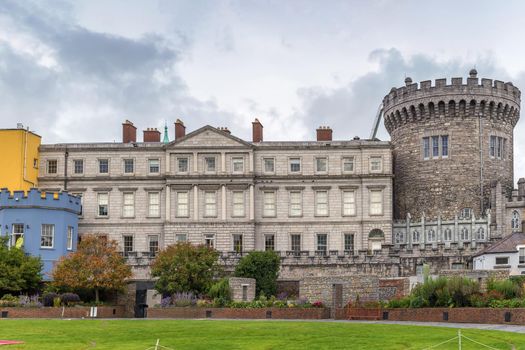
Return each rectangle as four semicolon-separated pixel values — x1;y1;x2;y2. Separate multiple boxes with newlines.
147;307;331;319
0;306;126;318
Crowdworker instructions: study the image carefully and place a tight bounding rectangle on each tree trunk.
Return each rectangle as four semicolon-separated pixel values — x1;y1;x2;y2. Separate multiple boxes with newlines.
95;289;99;303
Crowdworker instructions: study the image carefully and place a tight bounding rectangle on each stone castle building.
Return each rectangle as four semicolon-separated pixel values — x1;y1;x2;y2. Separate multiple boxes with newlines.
383;69;520;221
35;70;525;287
38;120;393;279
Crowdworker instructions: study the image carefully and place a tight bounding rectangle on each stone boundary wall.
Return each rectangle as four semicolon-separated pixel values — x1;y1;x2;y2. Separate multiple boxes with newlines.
300;276;379;306
378;278;409;300
0;306;126;318
336;307;525;325
147;307;330;319
439;269;509;292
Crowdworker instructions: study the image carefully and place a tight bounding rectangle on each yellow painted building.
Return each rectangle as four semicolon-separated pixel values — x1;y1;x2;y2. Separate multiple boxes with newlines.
0;128;41;191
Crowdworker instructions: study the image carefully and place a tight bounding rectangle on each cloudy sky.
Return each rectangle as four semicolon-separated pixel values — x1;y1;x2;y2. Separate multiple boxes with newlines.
0;0;524;179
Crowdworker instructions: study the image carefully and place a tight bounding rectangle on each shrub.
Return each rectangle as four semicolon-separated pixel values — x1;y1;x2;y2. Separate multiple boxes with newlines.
172;292;197;307
196;299;212;308
212;297;228;308
160;296;171;308
0;294;18;307
411;276;448;307
294;296;309;307
43;293;59;307
151;242;221;296
234;251;280;297
207;278;230;301
0;237;42;295
60;293;81;306
53;297;61;308
1;294;18;302
488;298;525;308
445;277;480;307
18;295;42;308
272;300;287;308
487;278;522;299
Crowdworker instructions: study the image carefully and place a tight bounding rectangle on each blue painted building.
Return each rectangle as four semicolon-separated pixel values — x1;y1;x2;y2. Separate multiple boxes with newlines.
0;188;81;279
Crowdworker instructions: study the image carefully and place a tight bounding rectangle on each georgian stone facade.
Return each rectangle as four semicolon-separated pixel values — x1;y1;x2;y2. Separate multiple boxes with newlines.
38;124;392;279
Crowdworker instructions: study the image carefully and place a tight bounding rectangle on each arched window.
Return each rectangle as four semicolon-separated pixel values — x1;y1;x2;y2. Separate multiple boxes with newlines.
394;232;404;244
427;229;436;242
460;227;469;241
512;211;521;232
412;230;420;243
444;228;452;241
476;227;485;240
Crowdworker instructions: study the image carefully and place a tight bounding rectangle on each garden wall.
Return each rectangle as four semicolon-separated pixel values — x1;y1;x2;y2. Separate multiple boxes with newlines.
300;275;379;306
147;307;330;319
0;306;126;318
378;278;409;300
336;307;525;325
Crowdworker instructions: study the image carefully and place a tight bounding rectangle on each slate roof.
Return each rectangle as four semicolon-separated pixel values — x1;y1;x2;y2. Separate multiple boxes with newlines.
473;233;525;257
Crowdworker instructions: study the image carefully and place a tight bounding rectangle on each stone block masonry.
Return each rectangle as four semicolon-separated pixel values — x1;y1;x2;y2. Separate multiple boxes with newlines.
383;71;520;220
228;277;256;302
299;276;379;306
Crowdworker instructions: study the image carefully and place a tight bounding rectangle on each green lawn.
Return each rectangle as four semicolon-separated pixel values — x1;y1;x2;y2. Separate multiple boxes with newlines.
0;319;524;349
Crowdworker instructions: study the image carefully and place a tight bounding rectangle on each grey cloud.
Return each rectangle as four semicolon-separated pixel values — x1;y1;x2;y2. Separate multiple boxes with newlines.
0;0;238;143
295;48;504;141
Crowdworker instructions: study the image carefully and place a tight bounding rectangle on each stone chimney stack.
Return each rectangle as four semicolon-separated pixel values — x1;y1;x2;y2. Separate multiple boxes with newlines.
252;118;263;143
316;126;333;141
143;128;161;142
175;119;186;140
122;120;137;143
518;178;525;197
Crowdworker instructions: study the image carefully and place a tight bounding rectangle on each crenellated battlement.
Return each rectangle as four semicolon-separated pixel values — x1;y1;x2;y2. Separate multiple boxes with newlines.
0;188;81;214
383;70;521;133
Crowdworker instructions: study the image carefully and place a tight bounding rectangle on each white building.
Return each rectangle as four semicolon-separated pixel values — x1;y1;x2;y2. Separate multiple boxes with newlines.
473;233;525;275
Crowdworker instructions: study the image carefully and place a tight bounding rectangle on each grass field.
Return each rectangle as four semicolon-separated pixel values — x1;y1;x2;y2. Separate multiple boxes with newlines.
0;319;524;349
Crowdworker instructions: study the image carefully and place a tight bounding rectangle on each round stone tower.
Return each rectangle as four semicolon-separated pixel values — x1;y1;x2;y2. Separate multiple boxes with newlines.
383;70;521;220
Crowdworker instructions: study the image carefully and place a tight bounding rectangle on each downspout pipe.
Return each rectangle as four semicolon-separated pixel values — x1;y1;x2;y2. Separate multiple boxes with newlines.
64;147;69;191
22;128;35;189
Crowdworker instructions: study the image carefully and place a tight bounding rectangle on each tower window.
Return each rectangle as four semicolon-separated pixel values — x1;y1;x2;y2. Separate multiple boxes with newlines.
423;135;449;160
490;135;506;160
512;211;521;232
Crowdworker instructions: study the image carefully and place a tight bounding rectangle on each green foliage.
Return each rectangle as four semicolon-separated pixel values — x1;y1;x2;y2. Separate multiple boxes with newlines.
389;276;480;308
487;278;522;299
234;251;280;297
0;237;42;295
488;298;525;308
444;276;480;307
151;242;221;295
207;278;230;301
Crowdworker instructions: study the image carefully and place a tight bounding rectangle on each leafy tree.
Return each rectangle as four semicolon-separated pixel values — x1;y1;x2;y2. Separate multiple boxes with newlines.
0;237;42;295
51;235;132;302
151;242;221;295
234;251;280;297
